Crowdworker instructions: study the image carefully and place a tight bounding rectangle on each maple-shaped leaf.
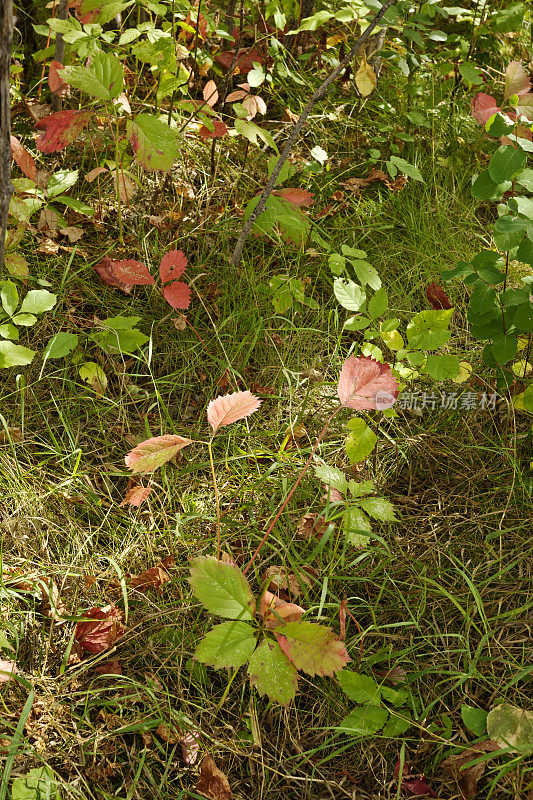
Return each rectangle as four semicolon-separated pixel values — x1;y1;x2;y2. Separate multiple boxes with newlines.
49;59;68;96
272;188;315;207
247;639;298;705
207;390;261;433
198;119;229;139
259;590;305;629
275;621;350;676
159;249;191;309
10;135;37;180
504;61;531;101
195;755;233;800
471;93;501;126
426;282;452;310
75;604;124;654
125;434;192;474
119;486;152;507
95;258;155;293
36;110;92;153
189;555;256;620
195;621;257;669
337;355;398;411
0;658;20;683
203;79;219;107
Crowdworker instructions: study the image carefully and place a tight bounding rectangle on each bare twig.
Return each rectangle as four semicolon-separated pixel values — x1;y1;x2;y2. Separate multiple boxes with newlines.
230;0;395;268
51;0;68;112
0;0;14;274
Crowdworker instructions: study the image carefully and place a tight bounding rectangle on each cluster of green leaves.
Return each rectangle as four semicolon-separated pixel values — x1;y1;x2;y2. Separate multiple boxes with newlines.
336;670;413;739
0;281;56;368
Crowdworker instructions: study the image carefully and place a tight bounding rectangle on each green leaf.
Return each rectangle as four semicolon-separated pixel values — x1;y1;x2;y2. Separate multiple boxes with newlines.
127;114;179;172
357;497;396;522
43;332;79;359
91;319;149;354
471;169;510;201
344;315;371;331
350;260;381;290
0;323;19;340
345;419;377;463
406;309;453;350
46;169;79;199
189;555;256;620
382;712;413;736
10;313;37;327
292;9;333;31
194;621;257;669
62;51;124;101
276;621;349;676
368;288;388;319
458;62;483;84
389;156;424;182
338;670;381;704
234;119;278;151
313;464;347;494
247;63;265;88
0;341;35;368
490;334;517;365
488;145;527;185
343;506;372;547
245;195;310;246
421;354;460;380
79;362;107;392
54;195;95;216
461;705;488;736
348;479;375;497
337;705;389;736
490;3;526;33
1;280;19;317
515;168;533;192
380;685;408;706
334;279;366;312
19;290;57;315
248;639;298;705
487;704;533;753
11;765;59;800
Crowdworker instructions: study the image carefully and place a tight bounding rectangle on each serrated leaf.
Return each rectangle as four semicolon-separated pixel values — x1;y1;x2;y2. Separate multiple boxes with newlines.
504;61;531;101
348;479;375;497
382;712;412;737
357;497;396;522
338;670;381;703
343;507;371;547
337;705;389;736
127;114;179;172
487;704;533;752
189;556;256;620
275;621;350;676
337;355;398;411
207;390;261;434
195;621;257;669
36;111;92;153
389;156;424;183
333;278;366;311
95;258;155;289
248;639;298;705
62;51;123;101
0;341;35;368
160;249;190;309
313;464;347;494
125;434;192;474
422;354;460;380
19;290;57;315
234;118;278;151
345;418;378;462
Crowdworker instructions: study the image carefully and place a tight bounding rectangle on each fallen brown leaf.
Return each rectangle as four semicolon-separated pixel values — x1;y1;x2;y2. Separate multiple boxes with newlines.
296;512;328;539
94;659;122;676
195;754;232;800
259;590;305;629
129;566;170;593
443;741;499;799
39;579;66;622
75;604;124;654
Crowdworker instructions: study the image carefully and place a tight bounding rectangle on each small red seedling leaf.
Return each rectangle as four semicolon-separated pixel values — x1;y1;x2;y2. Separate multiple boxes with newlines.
125;434;192;474
272;188;314;207
337;355;398;411
203;79;219;107
260;590;305;629
394;761;437;798
35;110;92;153
426;282;452;310
504;61;531;101
120;486;152;507
0;658;20;683
10;135;37;181
75;604;124;655
159;249;191;309
195;754;233;800
95;258;155;293
198;119;229;139
207;390;261;434
49;59;68;96
471;93;501;126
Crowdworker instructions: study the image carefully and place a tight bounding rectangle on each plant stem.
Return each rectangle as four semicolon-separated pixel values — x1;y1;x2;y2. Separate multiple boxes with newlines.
243;407;340;575
114;112;123;244
207;437;222;560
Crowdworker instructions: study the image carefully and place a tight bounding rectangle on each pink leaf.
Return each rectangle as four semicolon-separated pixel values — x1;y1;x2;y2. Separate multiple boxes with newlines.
181;730;201;765
226;89;248;102
198;119;229;139
337;355;398;411
0;658;20;683
35;110;92;153
471;93;501;126
273;188;315;207
504;61;531;101
94;258;155;292
203;79;219;107
125;434;192;474
163;281;191;309
10;135;37;180
75;605;124;654
85;166;108;182
207;390;261;433
119;486;152;507
49;59;68;96
159;249;190;310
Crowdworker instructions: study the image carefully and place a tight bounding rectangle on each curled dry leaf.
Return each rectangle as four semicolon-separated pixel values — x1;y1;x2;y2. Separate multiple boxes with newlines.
195;754;233;800
260;590;305;629
39;579;66;622
181;729;201;765
75;604;124;655
443;741;499;800
125;434;192;475
120;485;152;508
426;282;452;310
85;166;108;182
296;512;328;539
0;658;20;683
207;390;261;434
129;565;170;593
337;355;398;411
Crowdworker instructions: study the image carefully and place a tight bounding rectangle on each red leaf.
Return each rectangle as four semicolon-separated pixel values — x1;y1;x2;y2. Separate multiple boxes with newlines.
49;59;68;96
203;79;219;107
394;761;437;798
163;281;191;309
207;390;261;433
272;188;315;207
426;282;452;310
471;93;501;126
10;135;37;180
337;355;398;411
119;486;152;507
215;47;264;74
36;110;92;153
94;659;122;675
159;249;190;309
75;604;124;654
85;166;108;182
198;119;229;139
94;258;155;293
125;434;192;474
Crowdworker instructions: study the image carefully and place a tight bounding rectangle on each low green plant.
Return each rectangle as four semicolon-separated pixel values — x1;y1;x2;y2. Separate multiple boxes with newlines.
336;669;413;738
0;280;56;367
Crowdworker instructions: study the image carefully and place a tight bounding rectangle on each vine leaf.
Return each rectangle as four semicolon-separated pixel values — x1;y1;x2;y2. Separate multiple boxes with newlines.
247;639;298;705
189;556;256;620
275;621;350;676
194;621;257;669
125;434;192;474
337;355;398;411
207;391;261;434
35;111;93;153
159;250;190;309
95;258;155;291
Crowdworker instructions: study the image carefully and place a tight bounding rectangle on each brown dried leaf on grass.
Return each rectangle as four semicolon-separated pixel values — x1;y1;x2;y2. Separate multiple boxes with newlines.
195;754;232;800
259;590;305;629
129;565;170;593
296;512;328;539
262;565;315;600
94;659;122;676
39;579;66;621
442;741;500;800
75;604;124;654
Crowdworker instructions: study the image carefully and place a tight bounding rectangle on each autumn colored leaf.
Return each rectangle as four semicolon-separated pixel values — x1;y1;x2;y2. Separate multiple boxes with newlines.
504;61;531;101
247;639;298;705
215;48;264;74
262;565;314;600
259;591;305;629
275;621;350;676
242;94;267;118
471;93;501;126
426;282;452;310
95;258;155;293
120;485;151;507
355;54;377;97
195;754;233;800
127;113;179;172
94;659;122;675
49;59;68;96
272;188;315;207
394;761;437;798
296;512;328;539
198;119;229;139
203;79;219;107
10;135;37;180
85;166;108;182
337;355;398;411
207;390;261;433
0;658;20;683
181;730;201;765
75;604;124;654
159;249;190;309
35;110;92;153
443;741;499;800
113;171;135;203
125;434;192;474
129;565;170;593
